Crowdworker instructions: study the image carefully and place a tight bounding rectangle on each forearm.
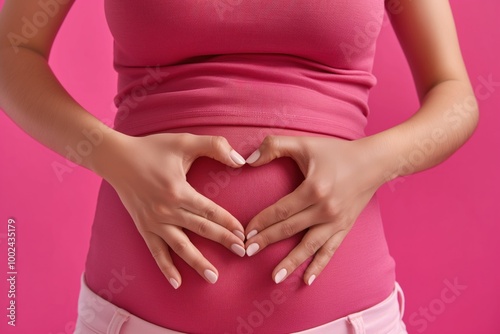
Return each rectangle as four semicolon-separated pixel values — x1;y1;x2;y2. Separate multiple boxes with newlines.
0;46;123;176
362;79;479;185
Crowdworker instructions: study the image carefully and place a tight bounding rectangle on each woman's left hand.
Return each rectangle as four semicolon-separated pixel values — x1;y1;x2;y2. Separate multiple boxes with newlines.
244;135;386;286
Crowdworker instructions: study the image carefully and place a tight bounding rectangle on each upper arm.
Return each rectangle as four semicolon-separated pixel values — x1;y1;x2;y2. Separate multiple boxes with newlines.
0;0;75;58
386;0;472;101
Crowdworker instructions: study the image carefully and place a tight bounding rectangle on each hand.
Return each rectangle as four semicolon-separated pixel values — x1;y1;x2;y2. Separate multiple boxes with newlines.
99;132;247;289
243;135;385;285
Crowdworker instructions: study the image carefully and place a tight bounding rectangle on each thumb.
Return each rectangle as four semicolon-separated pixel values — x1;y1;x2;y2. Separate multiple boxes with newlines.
189;135;246;167
245;135;303;166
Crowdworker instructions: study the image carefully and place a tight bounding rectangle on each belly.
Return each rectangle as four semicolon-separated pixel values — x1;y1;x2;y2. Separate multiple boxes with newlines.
84;125;395;333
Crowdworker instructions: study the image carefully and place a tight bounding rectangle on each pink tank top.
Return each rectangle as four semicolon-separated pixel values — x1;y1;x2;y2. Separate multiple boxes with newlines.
93;1;396;332
105;0;385;139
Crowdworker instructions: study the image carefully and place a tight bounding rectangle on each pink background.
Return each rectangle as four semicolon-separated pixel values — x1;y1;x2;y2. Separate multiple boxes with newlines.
0;1;498;333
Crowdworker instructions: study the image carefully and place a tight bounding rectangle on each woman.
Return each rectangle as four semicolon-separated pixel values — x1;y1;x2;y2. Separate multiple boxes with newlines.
0;0;478;333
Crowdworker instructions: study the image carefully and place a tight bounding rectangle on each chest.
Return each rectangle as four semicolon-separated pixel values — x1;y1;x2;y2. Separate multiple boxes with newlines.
105;0;386;67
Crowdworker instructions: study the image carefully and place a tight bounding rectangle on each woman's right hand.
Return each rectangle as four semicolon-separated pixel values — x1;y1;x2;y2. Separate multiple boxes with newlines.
96;131;247;289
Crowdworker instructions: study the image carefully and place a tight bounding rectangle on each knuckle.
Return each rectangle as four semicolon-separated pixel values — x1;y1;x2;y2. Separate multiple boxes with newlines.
262;135;278;150
259;232;271;247
151;202;168;216
218;231;232;246
322;243;337;258
312;259;327;273
189;194;205;213
274;205;291;222
149;245;166;260
176;133;190;145
196;219;210;236
175;212;189;227
323;200;340;218
171;239;190;254
304;238;321;256
309;182;329;200
166;185;184;203
211;135;228;152
280;221;295;238
204;205;218;222
287;256;303;269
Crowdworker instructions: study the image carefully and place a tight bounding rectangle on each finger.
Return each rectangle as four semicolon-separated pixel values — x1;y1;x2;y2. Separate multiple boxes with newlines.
161;225;220;284
245;204;323;257
245;135;307;171
245;181;312;241
142;231;182;289
181;185;245;242
186;134;246;167
270;224;337;284
178;209;246;257
303;229;348;286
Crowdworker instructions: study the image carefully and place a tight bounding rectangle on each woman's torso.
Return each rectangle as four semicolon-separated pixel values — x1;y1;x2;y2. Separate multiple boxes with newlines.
84;1;396;332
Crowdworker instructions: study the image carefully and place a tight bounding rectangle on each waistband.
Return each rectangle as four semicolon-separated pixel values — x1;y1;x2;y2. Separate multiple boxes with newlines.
292;281;406;334
75;273;406;334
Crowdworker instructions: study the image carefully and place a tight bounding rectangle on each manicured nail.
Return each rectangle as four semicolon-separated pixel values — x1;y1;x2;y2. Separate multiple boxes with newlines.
230;149;246;165
234;230;245;241
274;268;287;284
246;243;260;257
231;243;246;257
308;275;316;286
246;149;260;164
246;230;257;239
169;278;179;289
204;269;218;284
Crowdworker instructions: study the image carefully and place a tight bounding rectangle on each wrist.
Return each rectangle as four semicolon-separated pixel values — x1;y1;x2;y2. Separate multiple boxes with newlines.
353;134;397;189
83;125;132;180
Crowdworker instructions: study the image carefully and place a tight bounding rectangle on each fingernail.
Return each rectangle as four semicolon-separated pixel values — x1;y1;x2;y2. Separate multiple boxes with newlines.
245;149;260;164
246;243;260;257
169;278;180;289
246;230;257;239
204;269;218;284
230;149;246;165
308;275;316;286
234;230;245;241
231;243;246;257
274;268;287;284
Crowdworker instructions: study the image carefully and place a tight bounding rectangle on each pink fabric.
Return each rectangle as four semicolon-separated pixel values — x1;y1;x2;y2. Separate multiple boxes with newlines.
84;125;396;333
76;273;406;334
83;1;396;332
104;0;385;139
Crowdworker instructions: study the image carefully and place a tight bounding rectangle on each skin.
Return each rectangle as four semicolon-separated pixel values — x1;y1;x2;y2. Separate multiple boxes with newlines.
0;0;478;290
